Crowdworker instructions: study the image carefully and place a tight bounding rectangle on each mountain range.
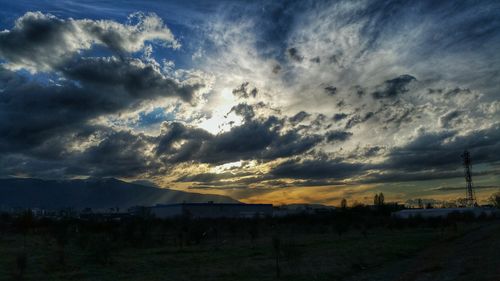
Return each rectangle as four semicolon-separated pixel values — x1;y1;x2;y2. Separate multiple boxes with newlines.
0;178;238;209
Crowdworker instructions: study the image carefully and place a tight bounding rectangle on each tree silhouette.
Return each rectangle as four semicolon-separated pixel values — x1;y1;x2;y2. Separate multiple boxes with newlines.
340;198;347;209
378;193;385;206
490;192;500;208
374;193;385;206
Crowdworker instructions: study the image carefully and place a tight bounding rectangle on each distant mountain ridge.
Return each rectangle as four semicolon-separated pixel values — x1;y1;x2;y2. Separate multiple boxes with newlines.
0;177;239;209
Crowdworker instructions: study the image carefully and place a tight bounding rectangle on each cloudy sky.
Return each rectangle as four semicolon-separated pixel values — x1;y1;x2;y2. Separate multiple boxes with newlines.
0;0;499;205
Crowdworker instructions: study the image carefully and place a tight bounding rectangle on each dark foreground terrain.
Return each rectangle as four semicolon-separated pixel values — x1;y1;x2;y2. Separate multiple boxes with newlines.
0;209;499;281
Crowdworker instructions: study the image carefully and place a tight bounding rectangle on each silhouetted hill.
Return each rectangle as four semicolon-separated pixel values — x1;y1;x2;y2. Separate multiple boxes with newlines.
0;178;239;209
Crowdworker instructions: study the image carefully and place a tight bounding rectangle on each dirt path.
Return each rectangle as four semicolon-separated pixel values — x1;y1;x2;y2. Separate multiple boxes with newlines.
347;222;500;281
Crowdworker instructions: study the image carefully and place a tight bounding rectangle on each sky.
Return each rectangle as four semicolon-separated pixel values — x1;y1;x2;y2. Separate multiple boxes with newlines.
0;0;499;205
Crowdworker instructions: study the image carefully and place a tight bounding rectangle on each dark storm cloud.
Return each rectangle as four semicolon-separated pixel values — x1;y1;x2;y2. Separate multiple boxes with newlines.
232;82;258;99
439;110;462;128
345;112;374;129
444;88;472;98
428;87;473;98
361;170;464;184
343;145;385;161
332;113;349;122
272;65;282;74
311;114;328;128
0;69;98;154
176;172;265;187
289;111;310;124
228;103;255;121
287;47;303;62
340;123;500;184
431;185;499;192
175;172;234;183
354;86;365;97
75;130;160;177
262;127;322;160
0;59;199;155
325;130;353;143
310;56;320;64
359;146;384;158
61;57;200;102
380;130;460;172
361;169;498;184
271;157;363;180
155;122;212;163
0;154;68;178
0;12;78;70
381;123;500;172
381;106;415;129
332;1;500;65
372;75;416;99
267;122;500;184
324;86;337;96
156;116;322;165
178;169;345;189
208;118;286;162
0;127;160;179
266;179;345;188
410;2;500;57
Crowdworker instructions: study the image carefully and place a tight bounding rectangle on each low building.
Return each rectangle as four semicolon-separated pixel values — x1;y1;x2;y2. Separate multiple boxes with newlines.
392;207;496;219
150;202;273;219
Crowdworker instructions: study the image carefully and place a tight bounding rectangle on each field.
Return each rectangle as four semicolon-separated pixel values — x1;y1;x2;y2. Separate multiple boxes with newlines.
0;211;499;281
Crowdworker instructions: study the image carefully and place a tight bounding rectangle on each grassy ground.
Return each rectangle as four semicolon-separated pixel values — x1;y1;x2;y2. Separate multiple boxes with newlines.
1;221;489;281
346;221;500;281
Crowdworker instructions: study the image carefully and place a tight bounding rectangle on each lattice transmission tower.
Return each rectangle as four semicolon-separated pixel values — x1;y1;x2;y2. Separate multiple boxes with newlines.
461;150;476;207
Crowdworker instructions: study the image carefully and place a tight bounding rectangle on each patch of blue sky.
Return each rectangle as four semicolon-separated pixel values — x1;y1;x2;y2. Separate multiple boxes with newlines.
0;65;56;85
136;107;176;128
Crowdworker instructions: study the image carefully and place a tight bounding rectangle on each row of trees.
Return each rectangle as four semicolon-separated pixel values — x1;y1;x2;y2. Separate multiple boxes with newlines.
340;191;500;209
338;193;385;208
